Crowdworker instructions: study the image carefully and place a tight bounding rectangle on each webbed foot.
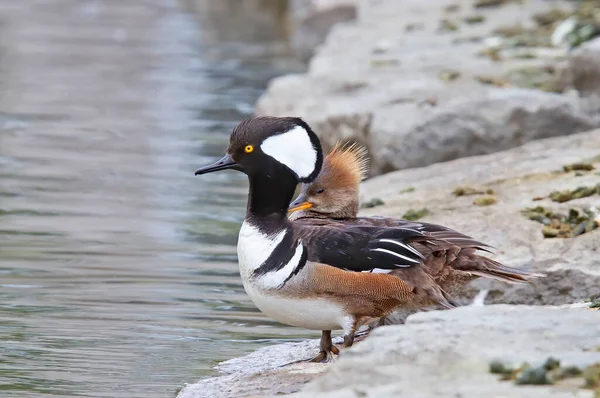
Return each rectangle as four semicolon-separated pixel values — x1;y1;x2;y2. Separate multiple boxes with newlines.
308;344;339;363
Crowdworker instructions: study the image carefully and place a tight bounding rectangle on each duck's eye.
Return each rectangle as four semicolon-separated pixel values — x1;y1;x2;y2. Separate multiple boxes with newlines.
316;188;325;194
244;145;254;153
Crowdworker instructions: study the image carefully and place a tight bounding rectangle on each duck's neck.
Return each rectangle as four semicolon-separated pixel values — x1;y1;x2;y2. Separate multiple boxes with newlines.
246;171;297;233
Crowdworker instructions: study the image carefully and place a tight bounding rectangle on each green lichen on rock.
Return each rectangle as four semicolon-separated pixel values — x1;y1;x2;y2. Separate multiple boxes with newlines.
489;360;531;381
549;184;600;203
490;359;511;374
438;19;459;32
522;206;599;238
559;366;584;378
584;364;600;388
532;8;571;27
453;186;494;196
563;162;595;172
444;4;460;13
473;196;497;206
478;46;503;62
494;357;600;393
361;198;385;209
489;0;600;51
503;65;563;93
402;208;430;221
541;226;559;238
492;23;527;38
439;69;461;82
475;75;510;87
559;0;600;48
405;22;425;32
516;366;554;385
400;187;415;194
590;293;600;308
474;0;521;8
464;15;485;24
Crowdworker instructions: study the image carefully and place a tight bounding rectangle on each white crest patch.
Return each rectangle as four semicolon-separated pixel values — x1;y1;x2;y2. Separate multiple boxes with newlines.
260;125;317;180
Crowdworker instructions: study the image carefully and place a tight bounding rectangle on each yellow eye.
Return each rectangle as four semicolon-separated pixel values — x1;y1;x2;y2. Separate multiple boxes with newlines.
244;145;254;153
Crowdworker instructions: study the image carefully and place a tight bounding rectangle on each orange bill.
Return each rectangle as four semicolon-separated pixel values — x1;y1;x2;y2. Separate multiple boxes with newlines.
288;202;313;213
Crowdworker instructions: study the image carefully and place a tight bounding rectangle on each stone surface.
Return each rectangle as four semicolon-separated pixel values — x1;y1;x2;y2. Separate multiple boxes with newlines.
176;340;332;398
257;0;600;175
179;304;600;398
288;0;357;61
559;36;600;114
370;88;596;173
289;305;600;398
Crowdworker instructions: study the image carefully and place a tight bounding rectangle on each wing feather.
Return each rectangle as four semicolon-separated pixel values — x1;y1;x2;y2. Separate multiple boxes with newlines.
293;221;428;272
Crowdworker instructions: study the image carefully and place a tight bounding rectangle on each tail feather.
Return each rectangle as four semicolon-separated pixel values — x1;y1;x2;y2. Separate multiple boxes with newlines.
450;251;544;284
440;288;460;309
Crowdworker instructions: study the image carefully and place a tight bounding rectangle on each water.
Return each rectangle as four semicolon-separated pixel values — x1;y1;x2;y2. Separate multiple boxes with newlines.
0;1;317;396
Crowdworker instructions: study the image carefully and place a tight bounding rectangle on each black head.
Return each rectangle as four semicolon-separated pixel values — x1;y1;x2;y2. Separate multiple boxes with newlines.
195;116;323;183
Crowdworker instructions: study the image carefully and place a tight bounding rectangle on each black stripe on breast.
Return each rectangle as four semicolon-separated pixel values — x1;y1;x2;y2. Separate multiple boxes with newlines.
252;229;301;278
280;244;308;287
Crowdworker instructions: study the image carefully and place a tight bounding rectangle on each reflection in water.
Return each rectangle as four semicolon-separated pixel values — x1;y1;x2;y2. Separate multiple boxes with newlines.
0;1;310;397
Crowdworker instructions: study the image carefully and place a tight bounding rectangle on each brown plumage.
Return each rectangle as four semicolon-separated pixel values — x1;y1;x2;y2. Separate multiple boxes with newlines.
290;141;369;219
324;142;370;186
289;142;543;333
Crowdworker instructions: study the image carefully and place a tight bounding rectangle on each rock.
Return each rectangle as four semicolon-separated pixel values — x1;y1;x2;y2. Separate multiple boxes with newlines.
369;88;597;173
359;128;600;306
176;340;334;398
287;0;357;61
559;37;600;113
179;304;600;398
289;305;600;398
257;0;600;175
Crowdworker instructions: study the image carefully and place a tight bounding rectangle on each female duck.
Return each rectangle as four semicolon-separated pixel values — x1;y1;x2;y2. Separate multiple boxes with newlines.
288;142;542;329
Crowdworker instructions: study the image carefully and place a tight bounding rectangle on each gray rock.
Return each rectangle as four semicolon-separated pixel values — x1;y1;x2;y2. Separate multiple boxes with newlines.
179;305;600;398
288;305;600;398
288;0;357;61
559;37;600;114
176;340;332;398
370;88;596;173
256;0;599;175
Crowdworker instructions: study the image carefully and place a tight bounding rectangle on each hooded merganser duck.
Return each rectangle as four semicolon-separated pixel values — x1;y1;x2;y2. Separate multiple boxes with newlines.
195;116;464;362
288;142;544;329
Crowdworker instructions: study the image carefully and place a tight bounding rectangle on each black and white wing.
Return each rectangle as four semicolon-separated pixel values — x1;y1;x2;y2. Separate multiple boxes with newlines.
293;222;430;272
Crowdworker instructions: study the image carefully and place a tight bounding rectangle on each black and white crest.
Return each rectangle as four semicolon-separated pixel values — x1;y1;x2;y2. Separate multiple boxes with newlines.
230;116;323;183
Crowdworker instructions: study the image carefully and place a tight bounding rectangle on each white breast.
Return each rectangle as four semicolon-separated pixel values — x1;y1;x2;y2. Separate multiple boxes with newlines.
237;220;348;331
237;221;286;281
243;282;347;330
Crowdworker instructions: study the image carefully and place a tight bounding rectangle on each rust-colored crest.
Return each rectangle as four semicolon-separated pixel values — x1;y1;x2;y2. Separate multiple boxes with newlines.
318;142;369;188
